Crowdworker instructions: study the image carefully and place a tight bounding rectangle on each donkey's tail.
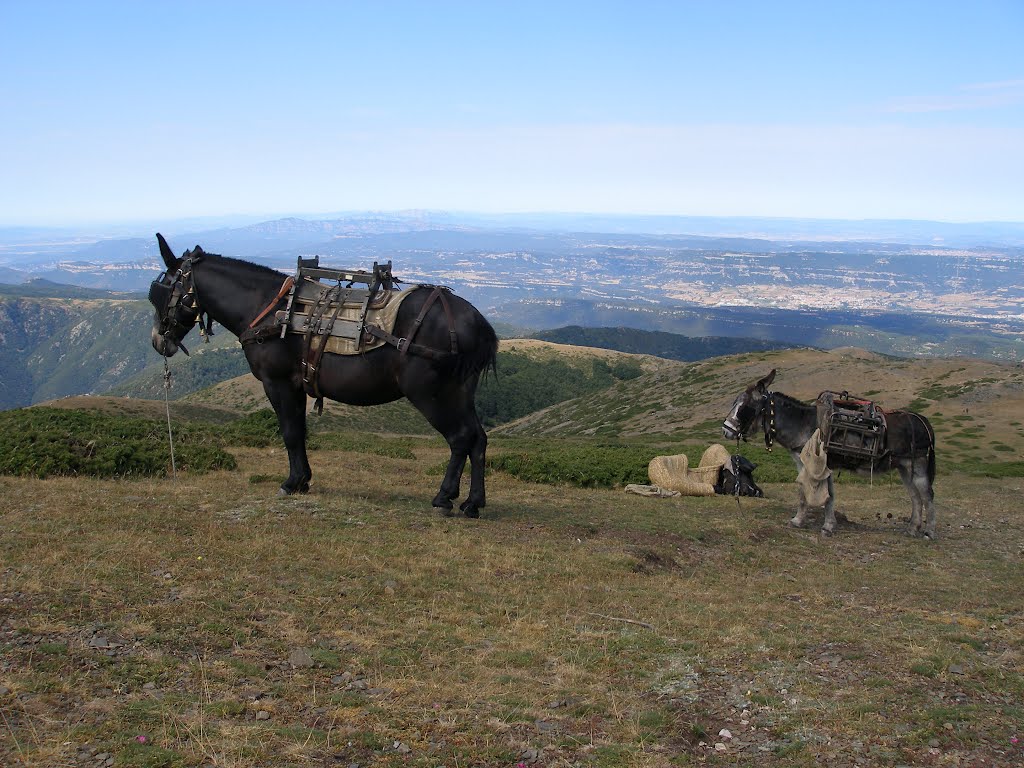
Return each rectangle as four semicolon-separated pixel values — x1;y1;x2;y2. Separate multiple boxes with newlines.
916;412;937;489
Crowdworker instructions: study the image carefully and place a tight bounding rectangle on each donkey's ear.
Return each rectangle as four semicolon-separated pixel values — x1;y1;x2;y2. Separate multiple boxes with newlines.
156;233;179;270
756;369;777;392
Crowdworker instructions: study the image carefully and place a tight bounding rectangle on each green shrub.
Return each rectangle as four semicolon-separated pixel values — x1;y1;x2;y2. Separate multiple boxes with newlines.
219;408;281;446
0;407;235;479
487;441;658;488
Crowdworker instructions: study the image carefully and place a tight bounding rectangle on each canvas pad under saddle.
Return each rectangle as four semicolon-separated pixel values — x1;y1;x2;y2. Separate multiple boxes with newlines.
292;282;421;356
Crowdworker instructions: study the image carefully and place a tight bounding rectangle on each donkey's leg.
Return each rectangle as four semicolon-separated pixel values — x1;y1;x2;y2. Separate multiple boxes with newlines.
790;486;811;528
921;480;937;539
820;475;838;536
789;452;810;528
912;457;937;538
262;379;312;495
896;463;923;535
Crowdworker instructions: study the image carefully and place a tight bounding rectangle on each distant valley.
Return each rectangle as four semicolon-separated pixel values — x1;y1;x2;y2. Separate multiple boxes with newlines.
1;213;1022;410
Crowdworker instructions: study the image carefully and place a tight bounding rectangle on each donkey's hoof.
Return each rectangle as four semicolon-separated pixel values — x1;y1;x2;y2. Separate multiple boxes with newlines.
788;519;804;529
820;528;834;538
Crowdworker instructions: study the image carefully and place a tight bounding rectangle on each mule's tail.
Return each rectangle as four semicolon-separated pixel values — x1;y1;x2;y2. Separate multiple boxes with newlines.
457;309;499;384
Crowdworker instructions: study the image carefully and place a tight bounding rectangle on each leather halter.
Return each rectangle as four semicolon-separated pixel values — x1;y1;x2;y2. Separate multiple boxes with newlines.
149;254;211;355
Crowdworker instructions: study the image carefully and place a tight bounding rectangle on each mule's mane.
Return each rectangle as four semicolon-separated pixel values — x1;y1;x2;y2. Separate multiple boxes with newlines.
200;251;284;278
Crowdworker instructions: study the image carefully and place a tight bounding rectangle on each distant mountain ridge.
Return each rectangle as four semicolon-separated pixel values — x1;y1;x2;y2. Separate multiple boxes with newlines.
0;278;140;300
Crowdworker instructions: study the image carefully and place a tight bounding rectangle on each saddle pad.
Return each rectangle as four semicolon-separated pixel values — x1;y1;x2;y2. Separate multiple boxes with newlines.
299;285;422;356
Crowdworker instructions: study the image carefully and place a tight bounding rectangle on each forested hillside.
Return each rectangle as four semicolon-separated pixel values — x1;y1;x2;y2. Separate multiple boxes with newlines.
531;325;796;361
0;286;236;409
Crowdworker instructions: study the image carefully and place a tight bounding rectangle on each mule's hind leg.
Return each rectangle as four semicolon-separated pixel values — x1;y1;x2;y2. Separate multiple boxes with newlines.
262;379;312;495
408;384;488;518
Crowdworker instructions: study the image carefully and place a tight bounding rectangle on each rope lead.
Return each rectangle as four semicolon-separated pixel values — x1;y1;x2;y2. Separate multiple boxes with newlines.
163;357;177;480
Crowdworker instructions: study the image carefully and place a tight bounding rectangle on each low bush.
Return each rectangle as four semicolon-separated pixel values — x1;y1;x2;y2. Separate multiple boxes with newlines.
487;440;658;488
0;407;236;479
486;437;798;489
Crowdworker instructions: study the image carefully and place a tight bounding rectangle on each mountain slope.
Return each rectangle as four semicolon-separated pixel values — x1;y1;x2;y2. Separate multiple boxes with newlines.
493;346;1024;474
0;286;237;409
530;325;796;361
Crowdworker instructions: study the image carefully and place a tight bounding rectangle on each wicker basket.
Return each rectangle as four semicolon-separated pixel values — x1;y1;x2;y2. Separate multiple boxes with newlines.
648;454;717;496
647;444;731;497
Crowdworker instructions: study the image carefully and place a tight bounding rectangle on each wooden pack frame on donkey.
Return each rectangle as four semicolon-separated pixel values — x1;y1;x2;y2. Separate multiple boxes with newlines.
148;234;497;518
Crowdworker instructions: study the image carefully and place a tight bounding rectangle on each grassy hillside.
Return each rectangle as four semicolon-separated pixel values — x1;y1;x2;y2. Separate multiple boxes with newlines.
4;346;1024;766
2;423;1022;766
494;346;1024;477
107;346;253;401
180;339;675;431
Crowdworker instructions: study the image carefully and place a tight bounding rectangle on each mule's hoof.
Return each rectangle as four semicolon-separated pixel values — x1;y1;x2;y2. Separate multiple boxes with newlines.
463;508;480;519
278;487;290;497
434;506;456;517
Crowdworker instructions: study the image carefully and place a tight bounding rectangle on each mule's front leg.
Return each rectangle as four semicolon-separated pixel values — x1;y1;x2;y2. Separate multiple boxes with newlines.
263;380;312;495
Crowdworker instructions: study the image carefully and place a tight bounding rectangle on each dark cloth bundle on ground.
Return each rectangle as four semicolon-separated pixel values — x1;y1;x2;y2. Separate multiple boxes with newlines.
714;454;764;497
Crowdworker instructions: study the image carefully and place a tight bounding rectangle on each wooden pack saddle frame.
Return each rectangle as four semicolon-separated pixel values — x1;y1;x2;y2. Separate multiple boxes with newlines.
242;256;459;413
816;391;887;460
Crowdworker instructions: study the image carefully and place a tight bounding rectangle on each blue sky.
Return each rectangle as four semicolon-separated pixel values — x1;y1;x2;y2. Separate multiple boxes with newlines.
1;1;1022;225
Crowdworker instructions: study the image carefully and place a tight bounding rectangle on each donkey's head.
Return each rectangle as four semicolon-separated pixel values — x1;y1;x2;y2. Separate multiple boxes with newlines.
722;369;776;441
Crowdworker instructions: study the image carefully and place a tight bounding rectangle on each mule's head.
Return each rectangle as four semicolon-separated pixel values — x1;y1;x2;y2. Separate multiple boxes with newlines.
722;369;776;440
149;233;205;357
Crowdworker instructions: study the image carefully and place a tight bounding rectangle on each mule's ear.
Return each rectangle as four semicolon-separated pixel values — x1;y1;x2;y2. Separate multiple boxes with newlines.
756;369;777;391
156;233;179;270
192;244;204;255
